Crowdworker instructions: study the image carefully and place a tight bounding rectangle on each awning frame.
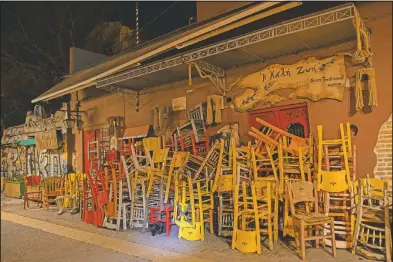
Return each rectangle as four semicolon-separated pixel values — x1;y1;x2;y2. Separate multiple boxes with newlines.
31;2;282;103
96;3;364;93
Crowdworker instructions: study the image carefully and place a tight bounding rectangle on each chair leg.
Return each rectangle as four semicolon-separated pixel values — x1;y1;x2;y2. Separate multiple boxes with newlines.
294;229;300;254
209;209;214;234
23;194;27;210
166;210;171;237
146;172;154;198
122;204;127;231
268;215;273;251
300;221;306;261
274;197;279;243
330;220;336;258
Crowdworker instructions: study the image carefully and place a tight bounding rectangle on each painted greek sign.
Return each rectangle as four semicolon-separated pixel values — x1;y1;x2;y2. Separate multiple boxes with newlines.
233;56;346;112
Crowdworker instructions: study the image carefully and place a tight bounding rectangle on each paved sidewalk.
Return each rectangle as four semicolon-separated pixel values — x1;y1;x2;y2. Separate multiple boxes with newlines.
1;196;365;262
1;220;148;262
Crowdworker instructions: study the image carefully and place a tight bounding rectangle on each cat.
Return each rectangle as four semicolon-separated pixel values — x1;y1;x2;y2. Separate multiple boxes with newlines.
148;222;166;236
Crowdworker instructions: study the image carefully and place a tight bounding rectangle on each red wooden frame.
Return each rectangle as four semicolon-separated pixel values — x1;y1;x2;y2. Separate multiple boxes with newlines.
248;102;310;138
179;131;209;156
149;206;174;236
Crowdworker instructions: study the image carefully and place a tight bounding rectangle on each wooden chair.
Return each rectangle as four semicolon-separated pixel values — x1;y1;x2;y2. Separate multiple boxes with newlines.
175;104;206;155
317;123;356;249
212;139;232;193
179;131;209;157
317;123;352;191
174;176;204;241
215;139;252;237
249;117;309;156
43;177;64;210
55;173;84;215
146;148;169;199
165;151;190;203
231;181;262;254
287;180;336;261
217;191;234;237
192;140;222;185
352;176;392;261
149;206;174;236
318;170;355;249
24;175;43;209
278;136;314;194
193;180;214;237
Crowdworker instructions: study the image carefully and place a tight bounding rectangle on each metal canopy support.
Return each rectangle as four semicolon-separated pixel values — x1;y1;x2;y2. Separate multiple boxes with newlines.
187;60;227;95
101;85;136;95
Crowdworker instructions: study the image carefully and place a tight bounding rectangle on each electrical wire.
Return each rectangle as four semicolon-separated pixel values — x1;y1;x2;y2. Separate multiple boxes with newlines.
139;2;177;33
99;2;178;53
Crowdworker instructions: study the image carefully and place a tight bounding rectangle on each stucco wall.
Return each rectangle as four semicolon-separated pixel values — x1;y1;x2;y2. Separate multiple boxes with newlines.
71;2;392;178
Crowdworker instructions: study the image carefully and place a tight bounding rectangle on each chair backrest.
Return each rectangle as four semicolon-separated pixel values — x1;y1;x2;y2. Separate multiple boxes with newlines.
363;175;392;205
25;175;41;187
188;104;204;121
143;137;161;152
172;152;190;168
152;148;169;165
234;142;251;168
44;177;64;196
287;180;318;215
251;145;278;181
254;180;273;203
318;170;349;193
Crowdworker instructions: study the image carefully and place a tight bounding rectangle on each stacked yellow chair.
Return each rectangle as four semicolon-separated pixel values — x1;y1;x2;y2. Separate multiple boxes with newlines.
352;175;392;261
231;180;276;254
232;181;262;254
174;176;204;241
128;137;161;229
317;123;356;249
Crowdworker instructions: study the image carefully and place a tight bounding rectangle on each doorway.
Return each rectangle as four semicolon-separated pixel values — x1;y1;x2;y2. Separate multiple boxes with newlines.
247;102;310;138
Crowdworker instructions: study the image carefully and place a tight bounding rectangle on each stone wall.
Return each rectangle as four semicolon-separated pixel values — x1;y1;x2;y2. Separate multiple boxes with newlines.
374;114;392;179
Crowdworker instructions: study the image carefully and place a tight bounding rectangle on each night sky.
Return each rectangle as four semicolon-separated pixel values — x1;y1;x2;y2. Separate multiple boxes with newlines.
0;1;196;130
1;2;197;46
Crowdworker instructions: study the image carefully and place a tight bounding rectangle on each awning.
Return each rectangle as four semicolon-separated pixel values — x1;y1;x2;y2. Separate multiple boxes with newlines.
120;125;152;139
31;2;283;103
19;138;36;147
96;3;364;92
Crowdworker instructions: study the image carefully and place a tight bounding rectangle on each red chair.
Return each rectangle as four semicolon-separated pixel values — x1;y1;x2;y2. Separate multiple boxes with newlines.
179;131;209;157
24;175;43;209
149;206;174;236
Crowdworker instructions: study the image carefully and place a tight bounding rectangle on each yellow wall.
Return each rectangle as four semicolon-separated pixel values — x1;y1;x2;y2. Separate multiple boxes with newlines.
71;2;392;178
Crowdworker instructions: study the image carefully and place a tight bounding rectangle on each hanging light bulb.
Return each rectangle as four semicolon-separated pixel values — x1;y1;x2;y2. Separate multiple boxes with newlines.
186;84;193;93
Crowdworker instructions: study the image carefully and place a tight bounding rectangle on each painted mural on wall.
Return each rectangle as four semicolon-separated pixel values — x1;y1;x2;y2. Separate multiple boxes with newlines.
1;125;27;144
1;104;71;179
232;56;347;112
1;146;66;179
1;106;67;145
24;107;66;134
